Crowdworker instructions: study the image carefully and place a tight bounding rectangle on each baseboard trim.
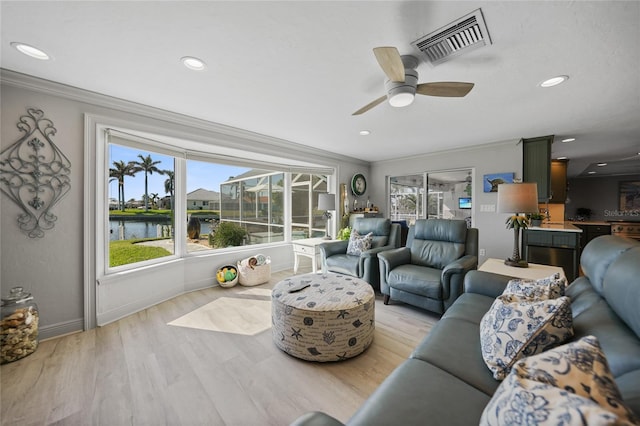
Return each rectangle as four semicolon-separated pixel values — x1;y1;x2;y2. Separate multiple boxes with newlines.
39;318;84;341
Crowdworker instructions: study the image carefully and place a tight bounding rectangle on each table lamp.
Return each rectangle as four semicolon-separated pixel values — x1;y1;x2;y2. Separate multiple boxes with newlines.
318;193;336;239
497;182;539;268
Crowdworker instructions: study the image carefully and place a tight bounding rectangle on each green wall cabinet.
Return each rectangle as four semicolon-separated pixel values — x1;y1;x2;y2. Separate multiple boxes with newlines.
522;135;553;202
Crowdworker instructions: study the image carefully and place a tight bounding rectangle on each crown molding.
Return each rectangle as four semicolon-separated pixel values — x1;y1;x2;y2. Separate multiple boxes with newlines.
1;68;368;168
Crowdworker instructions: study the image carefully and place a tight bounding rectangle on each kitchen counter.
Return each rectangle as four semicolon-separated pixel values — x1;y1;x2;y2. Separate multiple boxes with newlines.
570;221;611;226
523;224;582;281
527;222;583;233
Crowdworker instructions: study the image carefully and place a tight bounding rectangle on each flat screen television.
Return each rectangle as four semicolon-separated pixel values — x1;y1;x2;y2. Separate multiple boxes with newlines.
459;197;472;209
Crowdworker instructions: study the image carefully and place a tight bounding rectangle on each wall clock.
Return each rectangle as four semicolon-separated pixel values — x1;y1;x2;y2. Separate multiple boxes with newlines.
351;173;367;196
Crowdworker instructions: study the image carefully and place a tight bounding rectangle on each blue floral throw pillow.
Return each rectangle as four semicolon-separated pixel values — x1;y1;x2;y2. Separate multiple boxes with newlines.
480;336;638;426
503;273;566;300
480;294;574;380
346;230;373;256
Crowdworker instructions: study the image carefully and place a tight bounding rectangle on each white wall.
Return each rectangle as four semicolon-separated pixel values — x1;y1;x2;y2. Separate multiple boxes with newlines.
370;141;523;264
1;71;368;337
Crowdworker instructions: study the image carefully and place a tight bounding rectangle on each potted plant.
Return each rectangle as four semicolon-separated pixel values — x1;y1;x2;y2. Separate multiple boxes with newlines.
528;213;545;227
337;226;351;241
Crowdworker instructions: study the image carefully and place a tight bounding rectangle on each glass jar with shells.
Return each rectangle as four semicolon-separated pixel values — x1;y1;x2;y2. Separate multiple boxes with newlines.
1;287;39;364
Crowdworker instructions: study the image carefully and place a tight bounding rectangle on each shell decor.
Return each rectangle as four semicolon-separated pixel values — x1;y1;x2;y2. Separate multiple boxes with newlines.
0;108;71;238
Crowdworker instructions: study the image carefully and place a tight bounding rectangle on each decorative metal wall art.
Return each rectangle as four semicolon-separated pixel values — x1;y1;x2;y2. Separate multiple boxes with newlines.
0;108;71;238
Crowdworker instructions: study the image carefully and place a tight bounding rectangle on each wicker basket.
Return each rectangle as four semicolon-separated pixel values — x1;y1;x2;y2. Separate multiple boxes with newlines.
238;259;271;286
216;265;239;288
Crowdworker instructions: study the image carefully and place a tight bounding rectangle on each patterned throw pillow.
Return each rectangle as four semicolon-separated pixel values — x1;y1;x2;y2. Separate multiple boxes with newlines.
503;273;567;300
480;336;638;426
346;230;373;255
480;294;574;380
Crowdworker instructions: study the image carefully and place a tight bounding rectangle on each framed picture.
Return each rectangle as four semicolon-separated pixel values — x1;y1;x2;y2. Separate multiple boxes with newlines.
483;172;515;193
619;181;640;210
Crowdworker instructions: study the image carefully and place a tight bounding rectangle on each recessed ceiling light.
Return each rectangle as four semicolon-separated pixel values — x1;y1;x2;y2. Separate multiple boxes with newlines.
588;171;596;174
597;162;607;167
540;75;569;88
557;156;568;160
359;130;371;136
181;56;206;71
11;42;50;60
561;138;575;143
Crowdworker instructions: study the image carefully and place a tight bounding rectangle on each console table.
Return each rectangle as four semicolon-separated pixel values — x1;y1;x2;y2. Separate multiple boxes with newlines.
479;258;565;281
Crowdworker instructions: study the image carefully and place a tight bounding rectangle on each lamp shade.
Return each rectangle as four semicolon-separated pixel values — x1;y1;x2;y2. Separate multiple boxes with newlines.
318;193;336;211
497;183;539;213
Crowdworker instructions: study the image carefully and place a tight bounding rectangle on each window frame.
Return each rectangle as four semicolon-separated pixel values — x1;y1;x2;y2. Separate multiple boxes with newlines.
96;124;335;277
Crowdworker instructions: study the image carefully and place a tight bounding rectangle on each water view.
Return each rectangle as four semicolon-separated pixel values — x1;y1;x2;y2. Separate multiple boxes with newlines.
109;219;217;241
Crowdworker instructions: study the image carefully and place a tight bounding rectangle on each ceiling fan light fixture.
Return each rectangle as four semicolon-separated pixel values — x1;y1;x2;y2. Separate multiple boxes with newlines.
385;67;418;108
389;92;415;108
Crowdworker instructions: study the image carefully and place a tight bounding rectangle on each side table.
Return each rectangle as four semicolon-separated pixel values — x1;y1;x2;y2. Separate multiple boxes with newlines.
478;258;565;280
292;238;337;274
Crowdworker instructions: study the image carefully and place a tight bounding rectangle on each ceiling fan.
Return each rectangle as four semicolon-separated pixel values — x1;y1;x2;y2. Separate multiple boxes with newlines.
353;47;475;116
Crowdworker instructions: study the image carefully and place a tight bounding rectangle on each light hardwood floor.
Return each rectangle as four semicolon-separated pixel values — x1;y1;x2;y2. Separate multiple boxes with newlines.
1;268;439;426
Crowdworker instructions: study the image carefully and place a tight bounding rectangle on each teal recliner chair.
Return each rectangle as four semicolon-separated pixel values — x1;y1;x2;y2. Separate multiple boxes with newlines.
319;218;401;291
379;219;478;314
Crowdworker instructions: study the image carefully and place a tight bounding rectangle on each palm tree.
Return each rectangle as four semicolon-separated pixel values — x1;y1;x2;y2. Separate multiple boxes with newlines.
132;154;163;211
163;170;175;210
109;160;137;211
150;193;159;209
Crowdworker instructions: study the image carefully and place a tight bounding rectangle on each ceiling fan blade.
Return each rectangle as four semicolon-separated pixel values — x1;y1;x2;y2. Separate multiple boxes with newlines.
352;95;387;116
373;47;405;83
416;82;475;97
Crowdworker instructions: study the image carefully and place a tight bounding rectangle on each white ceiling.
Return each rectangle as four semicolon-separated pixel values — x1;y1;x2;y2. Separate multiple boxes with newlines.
2;1;639;178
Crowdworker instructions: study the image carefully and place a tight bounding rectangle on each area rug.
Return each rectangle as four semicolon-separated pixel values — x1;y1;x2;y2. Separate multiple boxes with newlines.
167;296;272;336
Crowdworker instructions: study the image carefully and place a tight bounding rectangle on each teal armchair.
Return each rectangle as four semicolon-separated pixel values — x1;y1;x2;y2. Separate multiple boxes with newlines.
319;218;401;291
379;219;478;314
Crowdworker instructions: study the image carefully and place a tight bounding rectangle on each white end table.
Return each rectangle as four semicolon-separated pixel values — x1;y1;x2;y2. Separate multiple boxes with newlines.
479;258;565;281
292;237;337;274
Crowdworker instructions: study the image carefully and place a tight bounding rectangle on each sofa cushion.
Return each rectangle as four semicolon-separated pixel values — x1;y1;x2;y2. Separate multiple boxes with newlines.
386;264;442;299
348;359;492;426
480;336;638;426
503;273;566;300
602;246;640;337
441;292;495;324
346;230;372;255
566;282;640;378
480;294;574;380
411;316;501;396
580;235;638;295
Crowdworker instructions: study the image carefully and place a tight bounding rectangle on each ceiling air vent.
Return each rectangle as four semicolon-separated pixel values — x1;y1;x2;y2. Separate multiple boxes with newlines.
411;9;492;66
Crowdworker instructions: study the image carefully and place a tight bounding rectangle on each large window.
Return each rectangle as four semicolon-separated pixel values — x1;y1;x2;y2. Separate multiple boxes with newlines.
108;143;175;268
220;170;285;245
103;129;332;270
292;173;327;239
389;170;473;225
389;174;425;225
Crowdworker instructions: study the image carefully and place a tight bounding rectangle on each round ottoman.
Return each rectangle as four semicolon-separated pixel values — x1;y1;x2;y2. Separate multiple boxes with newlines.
271;272;375;362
